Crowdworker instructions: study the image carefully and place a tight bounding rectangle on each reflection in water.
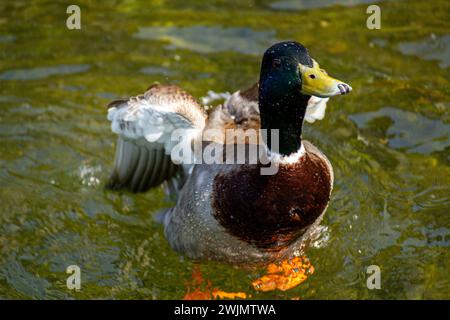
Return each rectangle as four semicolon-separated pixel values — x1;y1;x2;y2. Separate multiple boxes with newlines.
139;66;176;76
0;64;91;81
0;34;15;43
270;0;378;10
398;34;450;68
2;258;51;299
350;107;450;155
403;226;450;250
134;26;278;55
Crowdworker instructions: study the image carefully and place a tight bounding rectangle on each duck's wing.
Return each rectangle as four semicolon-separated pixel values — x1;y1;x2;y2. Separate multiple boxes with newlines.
205;83;329;143
304;95;330;123
106;84;206;193
204;83;260;144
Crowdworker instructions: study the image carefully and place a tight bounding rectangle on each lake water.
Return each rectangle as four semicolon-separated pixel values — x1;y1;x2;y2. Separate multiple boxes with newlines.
0;0;449;299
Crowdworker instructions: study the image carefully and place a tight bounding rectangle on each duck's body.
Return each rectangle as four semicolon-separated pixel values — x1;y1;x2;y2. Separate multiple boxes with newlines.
163;140;332;266
106;41;350;267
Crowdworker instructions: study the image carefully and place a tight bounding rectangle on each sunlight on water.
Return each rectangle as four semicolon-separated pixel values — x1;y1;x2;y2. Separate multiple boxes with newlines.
134;26;278;55
0;0;448;300
78;164;102;187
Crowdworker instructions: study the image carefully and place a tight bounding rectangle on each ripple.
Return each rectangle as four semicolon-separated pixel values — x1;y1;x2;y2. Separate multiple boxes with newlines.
403;226;450;249
269;0;378;10
413;186;450;210
349;107;450;155
2;257;51;299
398;34;450;69
134;26;278;55
0;64;91;81
310;225;330;249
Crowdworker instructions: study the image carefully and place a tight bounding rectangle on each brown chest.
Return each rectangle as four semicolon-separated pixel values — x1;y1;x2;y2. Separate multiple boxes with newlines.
212;152;332;250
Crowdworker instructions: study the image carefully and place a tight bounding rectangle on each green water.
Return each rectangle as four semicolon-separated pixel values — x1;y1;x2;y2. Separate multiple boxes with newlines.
0;0;449;299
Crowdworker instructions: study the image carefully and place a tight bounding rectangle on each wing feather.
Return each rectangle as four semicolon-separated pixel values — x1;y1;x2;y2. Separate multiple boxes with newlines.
107;85;206;193
206;82;330;139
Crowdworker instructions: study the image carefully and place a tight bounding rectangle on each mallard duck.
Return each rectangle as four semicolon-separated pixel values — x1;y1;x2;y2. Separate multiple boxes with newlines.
106;41;351;267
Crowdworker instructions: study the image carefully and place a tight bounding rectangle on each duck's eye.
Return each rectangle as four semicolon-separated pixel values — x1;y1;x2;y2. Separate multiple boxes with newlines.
272;59;282;68
309;74;316;79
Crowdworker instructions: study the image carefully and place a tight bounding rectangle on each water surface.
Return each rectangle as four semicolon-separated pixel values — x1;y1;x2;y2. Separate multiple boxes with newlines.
0;0;449;299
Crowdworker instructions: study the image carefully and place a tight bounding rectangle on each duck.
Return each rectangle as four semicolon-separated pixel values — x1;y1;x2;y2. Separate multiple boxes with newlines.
106;41;351;268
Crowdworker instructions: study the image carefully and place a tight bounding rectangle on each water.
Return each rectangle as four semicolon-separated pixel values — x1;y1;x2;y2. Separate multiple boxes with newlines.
0;0;449;299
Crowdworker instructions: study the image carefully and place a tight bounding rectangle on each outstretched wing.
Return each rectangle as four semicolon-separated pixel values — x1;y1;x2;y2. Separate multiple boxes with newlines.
304;96;329;123
106;84;206;193
205;83;330;144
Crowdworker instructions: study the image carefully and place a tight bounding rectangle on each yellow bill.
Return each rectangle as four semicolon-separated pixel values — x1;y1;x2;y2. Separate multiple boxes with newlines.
299;59;352;98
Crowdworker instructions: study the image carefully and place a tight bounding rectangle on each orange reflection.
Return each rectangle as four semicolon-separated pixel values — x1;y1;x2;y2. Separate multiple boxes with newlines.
212;289;247;300
183;267;247;300
183;256;314;298
252;256;314;292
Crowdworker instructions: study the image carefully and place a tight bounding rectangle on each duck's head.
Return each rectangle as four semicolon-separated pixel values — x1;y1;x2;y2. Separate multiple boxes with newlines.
258;41;352;156
259;41;351;99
